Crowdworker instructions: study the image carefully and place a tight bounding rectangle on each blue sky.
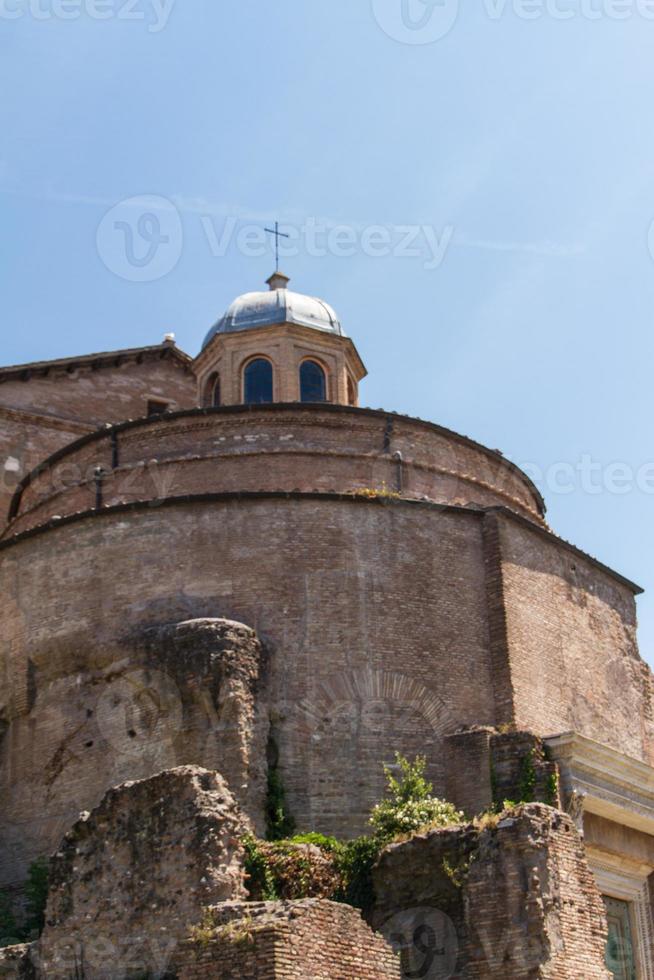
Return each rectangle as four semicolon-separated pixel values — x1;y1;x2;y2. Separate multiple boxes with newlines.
2;0;654;663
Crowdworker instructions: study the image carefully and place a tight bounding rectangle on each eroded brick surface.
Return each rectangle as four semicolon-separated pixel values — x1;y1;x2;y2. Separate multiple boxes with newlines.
372;803;610;979
39;767;247;980
0;618;269;890
177;900;401;980
0;498;497;882
491;512;654;764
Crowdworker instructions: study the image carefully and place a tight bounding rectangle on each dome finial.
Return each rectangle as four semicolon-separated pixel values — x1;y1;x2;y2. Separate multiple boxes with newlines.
266;271;290;291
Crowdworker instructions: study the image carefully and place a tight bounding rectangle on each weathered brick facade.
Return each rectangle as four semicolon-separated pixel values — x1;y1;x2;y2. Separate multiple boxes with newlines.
39;767;248;979
4;404;545;536
0;343;195;525
1;288;653;976
1;487;651;891
445;728;561;817
0;616;270;891
177;901;401;980
372;804;611;978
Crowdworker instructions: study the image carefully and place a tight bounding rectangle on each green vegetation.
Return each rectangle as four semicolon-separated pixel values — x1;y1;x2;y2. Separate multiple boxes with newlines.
545;770;560;807
351;483;401;501
518;750;537;804
24;857;49;936
286;832;341;852
0;890;18;945
265;737;296;841
243;835;280;901
442;853;472;890
0;856;50;948
332;835;381;911
370;754;464;839
246;754;464;913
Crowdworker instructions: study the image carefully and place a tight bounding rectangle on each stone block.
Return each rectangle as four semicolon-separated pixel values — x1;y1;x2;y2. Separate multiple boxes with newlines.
39;766;248;979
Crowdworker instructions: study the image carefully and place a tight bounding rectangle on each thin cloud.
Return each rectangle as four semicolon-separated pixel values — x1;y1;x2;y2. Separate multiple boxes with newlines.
0;183;586;258
454;232;585;257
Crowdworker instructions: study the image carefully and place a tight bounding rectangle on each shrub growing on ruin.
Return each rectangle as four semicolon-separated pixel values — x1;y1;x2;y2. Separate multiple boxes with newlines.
244;755;464;913
370;754;464;839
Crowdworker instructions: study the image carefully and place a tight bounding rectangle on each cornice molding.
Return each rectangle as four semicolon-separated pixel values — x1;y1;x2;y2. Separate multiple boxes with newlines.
0;403;93;435
547;732;654;836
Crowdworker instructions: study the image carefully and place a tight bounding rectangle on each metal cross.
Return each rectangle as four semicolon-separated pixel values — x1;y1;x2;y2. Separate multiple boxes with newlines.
265;221;290;271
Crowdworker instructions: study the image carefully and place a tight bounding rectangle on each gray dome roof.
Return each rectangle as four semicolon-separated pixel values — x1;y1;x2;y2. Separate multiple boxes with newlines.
203;273;344;349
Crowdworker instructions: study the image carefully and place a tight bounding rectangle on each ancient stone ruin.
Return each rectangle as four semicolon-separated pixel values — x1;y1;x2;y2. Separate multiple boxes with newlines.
1;272;652;976
39;767;247;979
0;769;614;979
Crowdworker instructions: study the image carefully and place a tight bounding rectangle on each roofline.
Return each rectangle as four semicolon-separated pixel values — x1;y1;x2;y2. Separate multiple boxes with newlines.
0;403;94;434
0;491;643;594
486;505;644;596
194;320;368;380
0;342;193;381
6;402;543;522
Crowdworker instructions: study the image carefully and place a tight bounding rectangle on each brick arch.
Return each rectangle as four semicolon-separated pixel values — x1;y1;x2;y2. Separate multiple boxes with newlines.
299;356;330;403
240;354;276;404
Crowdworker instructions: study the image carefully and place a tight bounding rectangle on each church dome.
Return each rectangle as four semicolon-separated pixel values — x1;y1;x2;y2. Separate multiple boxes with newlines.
202;272;344;349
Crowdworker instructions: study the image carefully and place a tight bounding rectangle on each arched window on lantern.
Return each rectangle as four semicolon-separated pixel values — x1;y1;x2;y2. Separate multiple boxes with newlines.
205;372;221;407
300;360;327;403
244;358;274;404
347;375;357;406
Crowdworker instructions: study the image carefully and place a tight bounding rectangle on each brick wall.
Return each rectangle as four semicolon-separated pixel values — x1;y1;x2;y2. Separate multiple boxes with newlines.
6;405;544;536
372;803;610;979
0;614;271;891
445;729;561;816
0;408;91;530
177;901;400;980
1;486;651;891
0;347;195;426
490;511;653;764
0;347;196;527
0;496;499;887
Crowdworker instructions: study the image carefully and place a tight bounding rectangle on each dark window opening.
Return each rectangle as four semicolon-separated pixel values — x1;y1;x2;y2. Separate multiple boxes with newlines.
604;897;637;980
147;400;168;417
347;376;357;406
300;360;327;403
244;358;273;404
205;372;221;407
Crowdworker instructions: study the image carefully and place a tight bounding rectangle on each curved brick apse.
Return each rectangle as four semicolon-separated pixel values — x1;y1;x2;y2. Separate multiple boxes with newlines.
0;492;649;893
1;288;653;976
4;403;545;537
